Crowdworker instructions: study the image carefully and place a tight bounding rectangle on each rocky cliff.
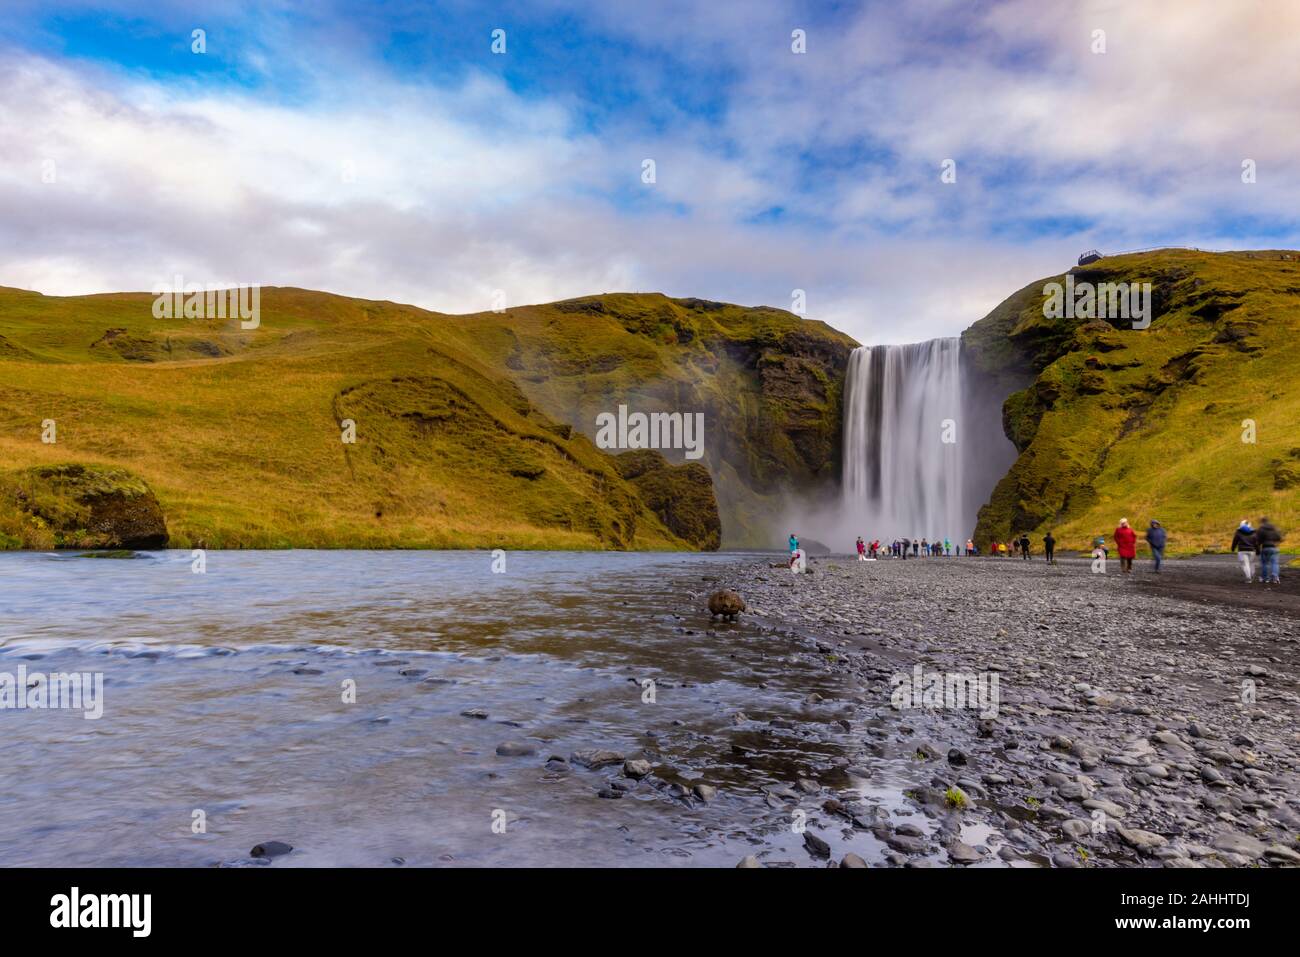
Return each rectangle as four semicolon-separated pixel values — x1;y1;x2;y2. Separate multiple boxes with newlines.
964;249;1300;552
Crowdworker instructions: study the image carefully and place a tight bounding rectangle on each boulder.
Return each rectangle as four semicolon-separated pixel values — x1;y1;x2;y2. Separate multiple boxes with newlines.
707;589;746;621
1;463;168;550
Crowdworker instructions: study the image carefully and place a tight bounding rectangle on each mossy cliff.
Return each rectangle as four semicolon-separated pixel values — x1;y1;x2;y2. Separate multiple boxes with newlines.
0;286;852;550
964;250;1300;553
449;294;857;547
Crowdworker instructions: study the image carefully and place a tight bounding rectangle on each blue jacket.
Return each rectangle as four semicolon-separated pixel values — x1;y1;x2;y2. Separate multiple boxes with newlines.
1146;525;1167;549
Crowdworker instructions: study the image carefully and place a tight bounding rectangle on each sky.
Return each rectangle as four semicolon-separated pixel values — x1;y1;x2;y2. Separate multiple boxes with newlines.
2;0;1298;344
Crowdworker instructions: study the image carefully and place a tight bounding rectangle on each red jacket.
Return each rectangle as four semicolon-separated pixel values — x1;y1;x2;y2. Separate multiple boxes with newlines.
1114;525;1137;559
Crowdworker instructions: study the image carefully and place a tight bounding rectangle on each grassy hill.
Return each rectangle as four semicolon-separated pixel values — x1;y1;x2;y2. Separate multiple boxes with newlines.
441;293;857;545
964;249;1300;553
0;286;852;550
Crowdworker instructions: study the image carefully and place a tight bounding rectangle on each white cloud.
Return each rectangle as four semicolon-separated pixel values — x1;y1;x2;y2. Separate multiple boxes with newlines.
2;0;1298;348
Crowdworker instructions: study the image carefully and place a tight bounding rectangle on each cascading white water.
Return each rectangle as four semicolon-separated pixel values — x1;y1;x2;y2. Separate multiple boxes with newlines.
841;339;968;542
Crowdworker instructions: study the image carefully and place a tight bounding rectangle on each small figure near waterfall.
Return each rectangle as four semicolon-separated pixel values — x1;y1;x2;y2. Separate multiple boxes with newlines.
788;533;799;554
1231;520;1257;583
856;536;866;561
1114;518;1138;574
1044;531;1056;564
1145;520;1167;574
1256;517;1283;584
1018;533;1031;560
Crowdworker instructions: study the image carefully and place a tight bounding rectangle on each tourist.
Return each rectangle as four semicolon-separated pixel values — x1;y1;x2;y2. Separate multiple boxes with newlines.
912;539;919;558
788;533;799;554
1044;530;1056;564
1019;533;1031;560
1114;518;1137;574
944;538;951;556
901;537;910;559
1231;520;1257;583
965;538;975;557
920;537;929;557
1145;520;1167;574
856;536;867;561
1256;517;1284;584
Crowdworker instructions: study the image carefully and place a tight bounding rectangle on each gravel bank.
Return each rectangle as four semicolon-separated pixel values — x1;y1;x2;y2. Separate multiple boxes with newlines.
702;554;1300;867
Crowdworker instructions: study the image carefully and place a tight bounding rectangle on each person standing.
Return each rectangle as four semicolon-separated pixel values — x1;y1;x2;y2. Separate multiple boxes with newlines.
1043;530;1056;564
1256;517;1284;584
1114;518;1137;574
1230;520;1257;583
1019;533;1031;560
901;537;910;560
788;533;799;554
856;536;866;561
1145;520;1167;574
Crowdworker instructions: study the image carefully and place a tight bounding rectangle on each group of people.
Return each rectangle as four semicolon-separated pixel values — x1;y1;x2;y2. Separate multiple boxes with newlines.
853;536;977;558
823;515;1288;584
1105;517;1164;573
1230;518;1285;584
988;533;1045;561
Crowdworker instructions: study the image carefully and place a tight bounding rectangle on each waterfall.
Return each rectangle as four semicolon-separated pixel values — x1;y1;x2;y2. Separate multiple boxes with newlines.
841;339;969;541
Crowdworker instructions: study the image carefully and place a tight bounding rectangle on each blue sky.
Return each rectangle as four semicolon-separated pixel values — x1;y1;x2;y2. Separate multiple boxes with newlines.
2;0;1298;342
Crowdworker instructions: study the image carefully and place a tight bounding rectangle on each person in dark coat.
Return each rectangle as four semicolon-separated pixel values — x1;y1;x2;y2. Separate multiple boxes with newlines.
1018;533;1031;560
1114;518;1137;574
1043;531;1056;564
1230;520;1257;583
1145;520;1167;574
1256;517;1284;584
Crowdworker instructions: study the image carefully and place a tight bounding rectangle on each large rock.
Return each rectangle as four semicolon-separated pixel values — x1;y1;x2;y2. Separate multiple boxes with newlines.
614;450;721;550
1;464;168;549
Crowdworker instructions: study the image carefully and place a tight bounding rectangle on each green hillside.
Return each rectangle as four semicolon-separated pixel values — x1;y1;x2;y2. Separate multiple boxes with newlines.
441;293;857;546
965;249;1300;553
0;286;851;550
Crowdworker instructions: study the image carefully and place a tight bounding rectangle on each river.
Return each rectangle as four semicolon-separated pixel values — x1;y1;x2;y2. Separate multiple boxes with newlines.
0;549;954;867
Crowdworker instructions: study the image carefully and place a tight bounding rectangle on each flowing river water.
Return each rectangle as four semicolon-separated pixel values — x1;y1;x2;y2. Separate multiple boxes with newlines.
0;549;1000;868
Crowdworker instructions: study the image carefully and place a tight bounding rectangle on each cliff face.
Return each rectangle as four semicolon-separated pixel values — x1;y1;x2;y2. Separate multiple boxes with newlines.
0;286;854;550
449;293;858;547
964;250;1300;552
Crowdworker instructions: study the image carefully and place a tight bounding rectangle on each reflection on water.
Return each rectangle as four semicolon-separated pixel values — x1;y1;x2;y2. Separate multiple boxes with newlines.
0;550;992;867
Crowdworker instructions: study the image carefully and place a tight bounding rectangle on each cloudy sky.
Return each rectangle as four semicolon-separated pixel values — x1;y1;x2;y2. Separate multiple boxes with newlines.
2;0;1298;344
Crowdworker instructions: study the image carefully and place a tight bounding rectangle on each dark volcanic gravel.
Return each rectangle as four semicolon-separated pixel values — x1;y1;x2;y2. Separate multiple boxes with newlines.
695;553;1300;868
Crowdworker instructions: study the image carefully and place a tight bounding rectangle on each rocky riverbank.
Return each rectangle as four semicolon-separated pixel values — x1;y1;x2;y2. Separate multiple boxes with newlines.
695;553;1300;868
